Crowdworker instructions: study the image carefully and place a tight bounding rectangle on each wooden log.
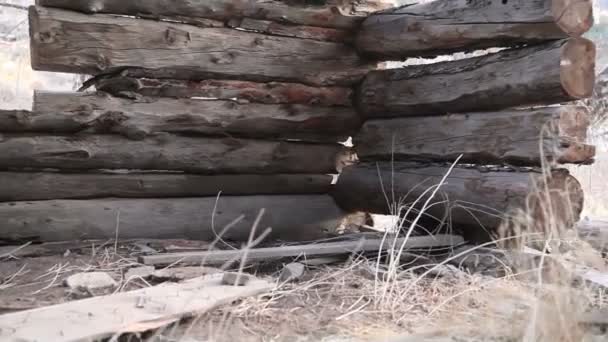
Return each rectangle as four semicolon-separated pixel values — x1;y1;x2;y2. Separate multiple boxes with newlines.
0;195;348;242
227;18;352;43
357;38;596;118
0;134;351;174
92;77;353;106
29;6;371;86
331;163;584;241
0;172;333;201
36;0;395;29
354;106;595;165
23;91;360;142
356;0;594;59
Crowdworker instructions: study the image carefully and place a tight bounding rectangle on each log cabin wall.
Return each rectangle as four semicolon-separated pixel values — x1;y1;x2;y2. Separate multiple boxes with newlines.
0;0;597;244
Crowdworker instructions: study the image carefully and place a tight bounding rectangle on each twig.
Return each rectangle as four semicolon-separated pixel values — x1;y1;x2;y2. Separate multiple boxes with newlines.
0;3;28;11
0;241;32;259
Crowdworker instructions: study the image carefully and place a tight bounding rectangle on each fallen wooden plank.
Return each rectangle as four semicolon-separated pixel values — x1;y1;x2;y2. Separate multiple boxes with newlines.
0;172;333;201
354;106;595;165
357;38;596;118
139;234;465;266
29;6;371;86
0;273;273;342
332;163;584;242
25;91;360;142
0;195;349;242
0;134;351;174
356;0;594;59
94;77;353;106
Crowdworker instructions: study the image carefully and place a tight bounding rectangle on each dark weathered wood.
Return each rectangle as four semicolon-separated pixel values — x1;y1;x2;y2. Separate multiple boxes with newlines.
0;172;333;201
29;6;371;86
0;134;352;174
356;0;594;59
332;163;584;241
357;38;596;118
94;77;353;106
139;234;465;266
0;195;348;242
24;91;360;142
355;106;595;165
227;18;352;43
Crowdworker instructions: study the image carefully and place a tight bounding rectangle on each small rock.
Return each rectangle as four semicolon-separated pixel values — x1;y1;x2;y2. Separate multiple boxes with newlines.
125;266;155;280
279;262;306;282
221;272;251;286
65;272;117;291
152;266;220;282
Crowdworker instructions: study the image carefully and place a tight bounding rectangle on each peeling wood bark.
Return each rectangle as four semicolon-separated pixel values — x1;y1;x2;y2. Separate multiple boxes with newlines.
331;163;584;241
29;6;371;86
227;18;353;43
94;77;353;106
0;195;348;242
0;134;352;174
356;0;594;59
0;172;333;201
354;106;595;166
357;38;596;118
23;92;360;142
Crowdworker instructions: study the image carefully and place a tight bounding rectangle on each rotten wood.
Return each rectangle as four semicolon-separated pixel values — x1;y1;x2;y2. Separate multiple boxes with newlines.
357;38;596;118
227;17;352;43
356;0;594;59
0;172;333;201
331;163;584;242
139;234;464;266
0;134;352;174
29;6;372;86
0;273;272;342
0;195;350;242
24;91;360;142
94;77;353;106
354;105;595;165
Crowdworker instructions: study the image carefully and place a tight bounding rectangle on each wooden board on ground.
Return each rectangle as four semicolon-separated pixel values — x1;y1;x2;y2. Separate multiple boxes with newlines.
356;0;594;58
0;172;333;201
0;195;348;242
24;91;360;142
29;6;372;86
354;106;595;165
357;38;596;118
331;163;584;242
140;234;465;266
94;77;353;106
0;273;272;342
0;134;351;174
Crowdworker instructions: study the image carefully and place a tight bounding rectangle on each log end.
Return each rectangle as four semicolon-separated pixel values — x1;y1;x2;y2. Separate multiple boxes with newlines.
553;0;594;36
560;37;596;99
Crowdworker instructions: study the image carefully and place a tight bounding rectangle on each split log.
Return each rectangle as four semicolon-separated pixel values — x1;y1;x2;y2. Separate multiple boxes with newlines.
23;91;360;142
357;38;596;118
332;163;584;241
0;195;348;242
94;77;353;106
29;6;371;86
355;106;595;165
356;0;594;59
36;0;395;29
0;135;351;174
0;172;333;201
227;18;352;43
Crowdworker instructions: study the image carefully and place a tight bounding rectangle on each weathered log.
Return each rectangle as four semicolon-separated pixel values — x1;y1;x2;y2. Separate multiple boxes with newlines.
227;18;352;43
93;77;353;106
0;134;352;174
0;172;333;201
355;106;595;165
29;6;371;86
357;38;596;118
0;195;347;243
356;0;594;59
36;0;395;29
332;163;584;241
23;91;360;142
